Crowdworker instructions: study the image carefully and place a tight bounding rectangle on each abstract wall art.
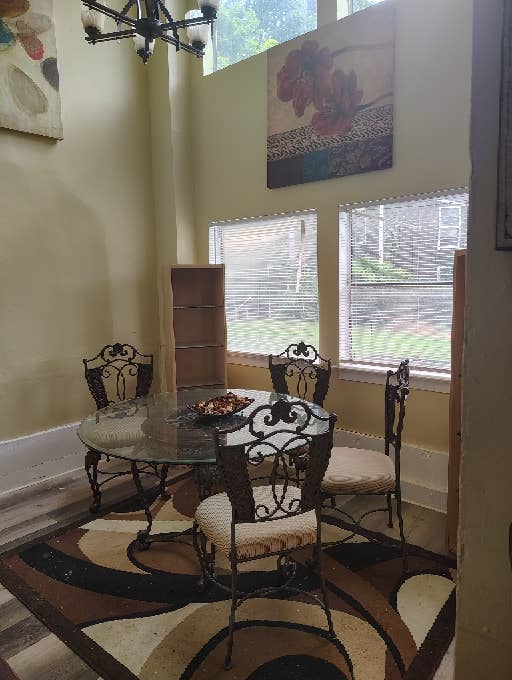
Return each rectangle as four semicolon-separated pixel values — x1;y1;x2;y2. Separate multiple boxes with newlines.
267;2;394;189
0;0;62;139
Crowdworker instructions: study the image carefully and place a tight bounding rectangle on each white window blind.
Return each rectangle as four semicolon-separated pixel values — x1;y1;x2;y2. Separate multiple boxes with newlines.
339;191;468;371
209;211;319;355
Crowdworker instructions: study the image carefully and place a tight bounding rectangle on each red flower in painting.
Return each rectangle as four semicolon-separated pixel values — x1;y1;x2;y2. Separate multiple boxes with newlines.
311;69;364;137
277;40;333;117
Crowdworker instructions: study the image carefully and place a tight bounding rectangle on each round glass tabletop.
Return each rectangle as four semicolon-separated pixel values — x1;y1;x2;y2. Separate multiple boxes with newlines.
77;389;330;466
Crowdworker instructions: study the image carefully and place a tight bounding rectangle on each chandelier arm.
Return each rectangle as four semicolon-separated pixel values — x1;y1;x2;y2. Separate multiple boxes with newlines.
81;0;137;27
86;30;136;43
116;0;139;34
171;17;212;30
147;0;159;22
160;34;203;56
157;0;174;25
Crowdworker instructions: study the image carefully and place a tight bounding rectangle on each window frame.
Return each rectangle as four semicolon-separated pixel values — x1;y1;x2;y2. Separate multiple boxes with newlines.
437;205;463;250
346;0;387;16
209;209;320;361
207;0;318;74
337;188;469;393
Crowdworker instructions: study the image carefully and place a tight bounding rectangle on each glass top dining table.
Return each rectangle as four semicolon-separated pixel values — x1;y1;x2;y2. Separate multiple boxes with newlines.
78;388;330;467
78;388;331;554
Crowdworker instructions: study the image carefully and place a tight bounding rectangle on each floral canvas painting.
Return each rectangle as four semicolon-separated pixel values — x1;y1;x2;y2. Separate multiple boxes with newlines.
267;3;394;188
0;0;62;139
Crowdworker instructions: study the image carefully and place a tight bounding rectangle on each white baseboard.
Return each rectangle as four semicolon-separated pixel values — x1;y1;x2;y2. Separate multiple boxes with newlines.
333;428;448;513
0;422;86;496
0;422;448;513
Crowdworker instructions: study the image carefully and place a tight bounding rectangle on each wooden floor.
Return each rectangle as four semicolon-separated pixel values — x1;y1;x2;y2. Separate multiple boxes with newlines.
0;469;454;680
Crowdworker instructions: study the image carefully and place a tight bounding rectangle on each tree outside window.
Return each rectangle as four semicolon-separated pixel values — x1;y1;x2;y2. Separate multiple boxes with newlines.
215;0;317;70
351;0;387;13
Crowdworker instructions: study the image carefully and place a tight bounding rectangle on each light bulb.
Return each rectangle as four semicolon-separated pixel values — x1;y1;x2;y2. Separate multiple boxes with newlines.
133;33;155;63
81;7;105;36
185;10;209;49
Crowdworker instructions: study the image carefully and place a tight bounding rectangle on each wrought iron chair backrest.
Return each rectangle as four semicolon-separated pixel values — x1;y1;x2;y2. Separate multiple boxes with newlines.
384;359;410;459
215;399;336;525
83;342;154;410
268;342;332;407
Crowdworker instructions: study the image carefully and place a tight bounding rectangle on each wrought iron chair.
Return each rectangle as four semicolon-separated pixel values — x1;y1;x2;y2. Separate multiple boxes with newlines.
269;342;332;485
83;342;163;513
268;341;332;407
193;399;338;670
321;359;410;571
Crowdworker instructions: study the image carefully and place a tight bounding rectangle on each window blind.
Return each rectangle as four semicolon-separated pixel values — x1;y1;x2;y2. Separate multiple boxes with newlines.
209;211;319;355
339;191;468;371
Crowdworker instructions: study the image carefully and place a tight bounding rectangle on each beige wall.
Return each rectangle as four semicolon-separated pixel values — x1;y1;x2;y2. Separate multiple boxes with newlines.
0;0;472;454
148;0;199;389
0;2;158;440
456;0;512;676
190;0;473;451
228;362;449;451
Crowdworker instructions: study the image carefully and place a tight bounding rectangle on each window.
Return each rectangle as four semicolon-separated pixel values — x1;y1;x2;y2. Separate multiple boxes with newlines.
209;211;319;355
350;0;387;13
438;205;462;250
212;0;317;71
338;0;386;17
339;191;468;372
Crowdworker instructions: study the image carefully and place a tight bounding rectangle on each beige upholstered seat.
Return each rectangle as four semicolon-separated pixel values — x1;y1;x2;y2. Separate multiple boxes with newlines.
195;485;317;560
86;416;146;449
321;447;396;495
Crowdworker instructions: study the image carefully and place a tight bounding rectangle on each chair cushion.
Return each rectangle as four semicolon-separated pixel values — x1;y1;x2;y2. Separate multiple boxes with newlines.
86;416;146;449
321;447;396;495
195;485;317;560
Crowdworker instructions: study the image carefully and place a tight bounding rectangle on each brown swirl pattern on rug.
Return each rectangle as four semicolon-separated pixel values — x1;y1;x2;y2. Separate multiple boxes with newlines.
0;477;456;680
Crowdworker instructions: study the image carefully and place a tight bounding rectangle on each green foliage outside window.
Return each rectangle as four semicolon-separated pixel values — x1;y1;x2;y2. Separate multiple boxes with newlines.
352;257;413;282
216;0;316;70
351;0;386;12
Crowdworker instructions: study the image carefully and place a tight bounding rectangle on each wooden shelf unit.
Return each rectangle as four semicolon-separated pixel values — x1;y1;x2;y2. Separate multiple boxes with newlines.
164;265;227;391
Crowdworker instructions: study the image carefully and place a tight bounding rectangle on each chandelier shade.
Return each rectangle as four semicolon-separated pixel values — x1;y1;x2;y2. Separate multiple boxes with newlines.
197;0;220;20
80;0;219;64
133;32;155;60
185;10;210;50
81;8;105;37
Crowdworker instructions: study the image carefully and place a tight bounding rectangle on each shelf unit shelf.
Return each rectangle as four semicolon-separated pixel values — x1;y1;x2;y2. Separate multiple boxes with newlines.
176;343;225;350
163;265;227;392
173;305;224;310
177;379;226;390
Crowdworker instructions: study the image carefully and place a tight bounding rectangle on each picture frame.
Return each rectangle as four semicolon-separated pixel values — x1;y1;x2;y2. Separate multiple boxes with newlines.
0;0;63;140
497;0;512;248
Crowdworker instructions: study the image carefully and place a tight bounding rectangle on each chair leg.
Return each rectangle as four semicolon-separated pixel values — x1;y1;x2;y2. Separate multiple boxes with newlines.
317;542;335;639
309;543;320;570
85;450;101;513
159;464;170;500
192;522;209;592
225;557;238;670
386;492;394;528
210;543;216;578
395;484;408;573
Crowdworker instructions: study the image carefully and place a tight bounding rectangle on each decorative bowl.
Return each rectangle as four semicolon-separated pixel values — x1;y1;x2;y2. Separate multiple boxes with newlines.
187;392;254;419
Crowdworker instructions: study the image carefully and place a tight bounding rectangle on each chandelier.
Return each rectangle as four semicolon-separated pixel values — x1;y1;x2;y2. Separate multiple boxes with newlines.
80;0;220;64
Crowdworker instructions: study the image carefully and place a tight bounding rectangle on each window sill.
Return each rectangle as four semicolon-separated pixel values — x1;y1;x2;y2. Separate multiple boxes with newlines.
227;353;451;394
337;362;451;394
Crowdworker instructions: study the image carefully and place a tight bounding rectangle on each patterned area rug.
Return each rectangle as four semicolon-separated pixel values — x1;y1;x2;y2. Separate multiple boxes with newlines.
0;476;456;680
